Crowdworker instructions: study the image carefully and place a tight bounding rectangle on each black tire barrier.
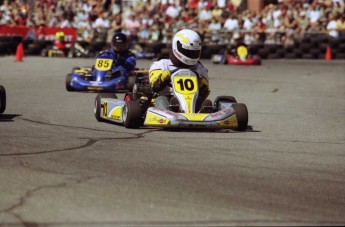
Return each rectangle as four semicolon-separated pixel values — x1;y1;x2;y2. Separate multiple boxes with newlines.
284;53;298;59
3;35;345;59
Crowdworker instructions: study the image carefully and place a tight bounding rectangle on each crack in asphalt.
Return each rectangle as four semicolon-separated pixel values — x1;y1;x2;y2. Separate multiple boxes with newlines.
1;176;96;226
0;118;159;156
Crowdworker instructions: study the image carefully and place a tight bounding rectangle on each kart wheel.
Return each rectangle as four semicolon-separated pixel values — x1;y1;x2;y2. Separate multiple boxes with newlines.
214;96;237;111
67;50;74;58
65;74;74;91
41;49;48;57
127;75;137;90
0;85;6;114
123;101;141;129
124;92;137;102
232;103;248;131
94;93;118;122
220;55;227;64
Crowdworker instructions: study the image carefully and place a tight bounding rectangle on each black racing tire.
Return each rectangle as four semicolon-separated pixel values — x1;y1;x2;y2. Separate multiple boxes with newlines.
67;49;75;58
41;48;48;57
123;100;141;129
127;75;137;90
94;93;118;122
0;85;6;114
65;74;74;91
214;96;237;111
232;103;248;131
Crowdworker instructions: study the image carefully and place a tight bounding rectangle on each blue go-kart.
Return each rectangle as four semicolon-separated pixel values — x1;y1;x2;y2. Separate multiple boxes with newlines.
66;56;148;93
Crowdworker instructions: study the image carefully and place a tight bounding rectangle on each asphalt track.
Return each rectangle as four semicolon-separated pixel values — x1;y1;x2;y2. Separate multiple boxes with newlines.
0;56;344;226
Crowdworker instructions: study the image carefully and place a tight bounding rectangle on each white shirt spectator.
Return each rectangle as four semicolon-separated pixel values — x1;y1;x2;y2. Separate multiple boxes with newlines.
243;17;253;31
93;15;110;29
60;18;72;28
166;4;180;19
224;17;239;32
198;7;212;21
0;11;9;25
76;10;88;22
272;9;281;20
82;3;93;13
309;9;321;23
327;19;338;38
217;0;226;8
333;0;344;5
161;0;175;5
208;20;222;31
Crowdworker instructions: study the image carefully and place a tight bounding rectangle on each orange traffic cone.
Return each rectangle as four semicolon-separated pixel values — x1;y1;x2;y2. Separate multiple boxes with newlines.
325;46;332;60
15;42;24;62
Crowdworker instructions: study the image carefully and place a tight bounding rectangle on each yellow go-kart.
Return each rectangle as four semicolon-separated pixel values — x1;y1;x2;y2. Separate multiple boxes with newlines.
94;69;248;131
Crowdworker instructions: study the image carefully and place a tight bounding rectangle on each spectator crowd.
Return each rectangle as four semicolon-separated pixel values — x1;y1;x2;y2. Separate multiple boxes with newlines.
0;0;344;46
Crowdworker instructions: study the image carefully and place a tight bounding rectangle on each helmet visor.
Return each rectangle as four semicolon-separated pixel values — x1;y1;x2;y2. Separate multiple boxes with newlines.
177;41;201;59
113;42;127;52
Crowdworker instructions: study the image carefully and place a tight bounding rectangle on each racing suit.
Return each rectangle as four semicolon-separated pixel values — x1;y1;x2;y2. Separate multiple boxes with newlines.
96;48;136;83
149;58;210;111
54;40;67;51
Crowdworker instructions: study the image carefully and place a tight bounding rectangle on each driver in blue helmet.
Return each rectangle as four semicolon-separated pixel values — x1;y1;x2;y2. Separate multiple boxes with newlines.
96;32;136;84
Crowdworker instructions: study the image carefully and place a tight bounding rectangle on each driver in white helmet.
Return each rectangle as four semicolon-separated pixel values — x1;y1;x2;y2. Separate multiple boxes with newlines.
149;29;211;112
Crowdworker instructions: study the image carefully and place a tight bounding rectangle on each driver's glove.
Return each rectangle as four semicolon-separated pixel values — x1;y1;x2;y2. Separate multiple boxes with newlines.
149;69;171;92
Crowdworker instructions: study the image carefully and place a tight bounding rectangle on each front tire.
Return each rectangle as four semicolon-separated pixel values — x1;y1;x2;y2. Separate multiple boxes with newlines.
65;73;74;91
94;93;118;122
122;101;141;128
232;103;248;131
127;75;137;90
0;85;6;113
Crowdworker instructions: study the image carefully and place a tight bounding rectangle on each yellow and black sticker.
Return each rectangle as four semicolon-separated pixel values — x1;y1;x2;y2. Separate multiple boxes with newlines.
173;76;198;95
95;59;113;71
102;101;108;118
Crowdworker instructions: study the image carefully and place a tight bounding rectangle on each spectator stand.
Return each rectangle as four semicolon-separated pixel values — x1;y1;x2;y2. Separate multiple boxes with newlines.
0;0;344;59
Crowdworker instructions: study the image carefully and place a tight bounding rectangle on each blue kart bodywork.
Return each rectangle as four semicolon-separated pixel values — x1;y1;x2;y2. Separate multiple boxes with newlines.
66;56;148;93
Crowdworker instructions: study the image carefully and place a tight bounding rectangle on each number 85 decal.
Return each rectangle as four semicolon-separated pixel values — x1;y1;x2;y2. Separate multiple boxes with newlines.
173;76;198;94
95;59;113;71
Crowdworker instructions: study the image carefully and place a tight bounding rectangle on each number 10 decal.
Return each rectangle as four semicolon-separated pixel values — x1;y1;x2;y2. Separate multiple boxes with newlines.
173;76;198;94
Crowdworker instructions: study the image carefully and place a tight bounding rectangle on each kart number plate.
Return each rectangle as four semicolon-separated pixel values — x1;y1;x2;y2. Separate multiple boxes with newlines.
173;76;198;95
95;59;113;71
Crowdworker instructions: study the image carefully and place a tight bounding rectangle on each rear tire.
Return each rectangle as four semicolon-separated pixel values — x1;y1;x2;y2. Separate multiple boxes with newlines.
232;103;248;131
94;93;118;122
0;85;6;113
123;101;141;128
65;74;74;91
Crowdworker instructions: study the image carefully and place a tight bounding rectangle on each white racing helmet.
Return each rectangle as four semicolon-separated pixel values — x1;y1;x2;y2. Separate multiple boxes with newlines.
172;29;202;66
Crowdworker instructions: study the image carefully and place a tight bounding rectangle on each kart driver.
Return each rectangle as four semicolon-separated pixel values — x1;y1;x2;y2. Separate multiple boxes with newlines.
54;31;68;53
96;32;136;84
230;32;249;59
149;29;211;112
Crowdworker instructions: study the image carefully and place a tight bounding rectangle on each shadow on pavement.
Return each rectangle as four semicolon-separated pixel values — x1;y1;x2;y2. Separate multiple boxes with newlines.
0;114;21;122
